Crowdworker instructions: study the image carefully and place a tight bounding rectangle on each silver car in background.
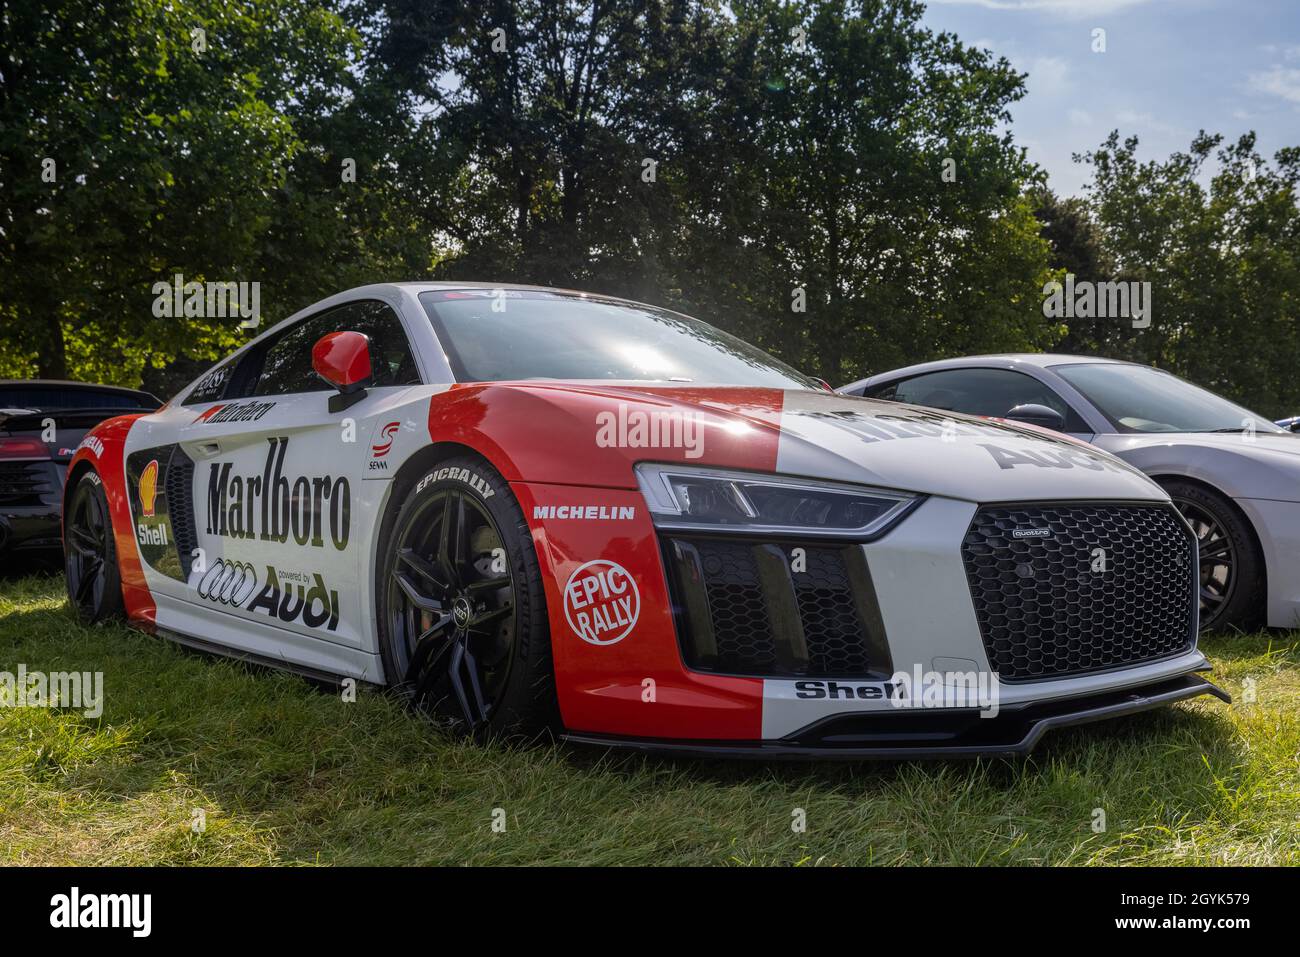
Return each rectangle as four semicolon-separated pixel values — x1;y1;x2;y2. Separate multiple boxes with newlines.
842;355;1300;633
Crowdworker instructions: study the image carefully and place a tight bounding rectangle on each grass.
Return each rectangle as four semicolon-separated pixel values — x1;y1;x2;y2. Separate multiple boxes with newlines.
1;571;1297;866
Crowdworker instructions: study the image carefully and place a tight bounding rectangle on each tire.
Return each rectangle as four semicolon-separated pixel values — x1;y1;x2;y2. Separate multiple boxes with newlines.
63;470;125;624
1161;479;1263;633
376;455;558;741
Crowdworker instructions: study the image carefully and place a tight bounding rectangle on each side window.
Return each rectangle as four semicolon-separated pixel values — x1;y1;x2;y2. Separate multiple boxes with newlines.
863;381;900;401
339;301;422;387
235;300;421;398
885;368;1090;432
183;361;236;406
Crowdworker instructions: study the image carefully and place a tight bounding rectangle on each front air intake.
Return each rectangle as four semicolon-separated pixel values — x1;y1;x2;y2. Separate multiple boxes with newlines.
661;535;893;678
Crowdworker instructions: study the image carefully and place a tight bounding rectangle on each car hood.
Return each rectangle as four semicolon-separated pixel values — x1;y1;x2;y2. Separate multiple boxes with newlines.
481;383;1168;502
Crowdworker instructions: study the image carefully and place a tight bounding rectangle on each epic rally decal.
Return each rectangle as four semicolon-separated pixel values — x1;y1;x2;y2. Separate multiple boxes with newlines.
564;560;640;646
205;437;351;549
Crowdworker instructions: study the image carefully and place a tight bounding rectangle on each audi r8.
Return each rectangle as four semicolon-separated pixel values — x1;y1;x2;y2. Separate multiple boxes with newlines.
1;380;160;562
63;286;1227;758
842;355;1300;634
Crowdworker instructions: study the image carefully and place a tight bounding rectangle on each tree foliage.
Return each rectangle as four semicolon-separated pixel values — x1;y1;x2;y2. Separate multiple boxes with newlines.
1064;131;1300;416
8;0;1296;412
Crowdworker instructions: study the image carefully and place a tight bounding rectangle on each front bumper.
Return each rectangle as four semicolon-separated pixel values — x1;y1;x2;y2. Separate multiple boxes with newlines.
520;481;1222;751
563;672;1230;759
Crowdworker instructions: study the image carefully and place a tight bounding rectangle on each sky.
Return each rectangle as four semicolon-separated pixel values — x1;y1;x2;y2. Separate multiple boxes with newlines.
921;0;1300;195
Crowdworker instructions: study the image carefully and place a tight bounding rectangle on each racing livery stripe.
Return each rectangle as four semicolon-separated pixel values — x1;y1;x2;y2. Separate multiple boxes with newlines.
427;383;785;487
68;414;157;626
487;387;782;738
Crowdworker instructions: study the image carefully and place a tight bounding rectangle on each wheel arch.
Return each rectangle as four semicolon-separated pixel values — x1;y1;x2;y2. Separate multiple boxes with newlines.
1150;471;1268;611
367;440;510;682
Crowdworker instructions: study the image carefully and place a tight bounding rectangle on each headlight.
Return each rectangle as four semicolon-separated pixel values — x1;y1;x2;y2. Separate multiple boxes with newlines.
634;463;920;538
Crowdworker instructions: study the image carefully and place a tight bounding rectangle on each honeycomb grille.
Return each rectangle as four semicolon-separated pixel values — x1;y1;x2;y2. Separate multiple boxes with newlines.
961;504;1195;682
164;447;198;577
662;536;888;677
695;539;778;672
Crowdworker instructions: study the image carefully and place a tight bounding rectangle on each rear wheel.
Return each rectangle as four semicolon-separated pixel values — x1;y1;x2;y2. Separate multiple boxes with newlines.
376;456;557;740
1162;479;1262;633
64;471;124;624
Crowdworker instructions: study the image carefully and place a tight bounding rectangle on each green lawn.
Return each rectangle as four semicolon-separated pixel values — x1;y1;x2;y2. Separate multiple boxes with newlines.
1;572;1296;866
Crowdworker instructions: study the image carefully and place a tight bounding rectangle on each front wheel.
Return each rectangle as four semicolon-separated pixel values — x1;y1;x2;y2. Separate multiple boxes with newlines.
376;456;558;741
64;470;124;624
1162;479;1262;633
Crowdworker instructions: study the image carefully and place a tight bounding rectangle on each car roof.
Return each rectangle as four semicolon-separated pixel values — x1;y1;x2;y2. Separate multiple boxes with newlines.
840;354;1136;393
0;379;161;402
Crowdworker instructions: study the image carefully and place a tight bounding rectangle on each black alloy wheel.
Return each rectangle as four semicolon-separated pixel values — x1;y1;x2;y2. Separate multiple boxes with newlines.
1164;479;1262;633
64;471;124;623
378;456;556;739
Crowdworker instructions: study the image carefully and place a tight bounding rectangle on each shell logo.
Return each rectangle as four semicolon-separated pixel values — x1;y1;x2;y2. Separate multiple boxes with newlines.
139;459;159;517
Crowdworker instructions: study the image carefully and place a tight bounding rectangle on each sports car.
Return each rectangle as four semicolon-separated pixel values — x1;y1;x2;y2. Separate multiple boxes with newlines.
1;380;160;562
842;355;1300;634
63;285;1227;758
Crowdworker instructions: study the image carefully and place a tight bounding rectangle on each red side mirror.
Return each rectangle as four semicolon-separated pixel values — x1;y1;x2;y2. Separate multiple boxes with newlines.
312;331;373;395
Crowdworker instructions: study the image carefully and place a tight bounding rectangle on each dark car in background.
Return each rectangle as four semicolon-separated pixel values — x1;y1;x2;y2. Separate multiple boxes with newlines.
0;381;161;561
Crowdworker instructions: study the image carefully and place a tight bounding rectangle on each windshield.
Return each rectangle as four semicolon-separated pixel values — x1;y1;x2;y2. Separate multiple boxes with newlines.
418;290;820;389
1054;363;1285;434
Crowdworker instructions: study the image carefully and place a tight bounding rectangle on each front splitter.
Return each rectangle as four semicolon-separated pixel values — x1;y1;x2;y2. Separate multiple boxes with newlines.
562;673;1230;760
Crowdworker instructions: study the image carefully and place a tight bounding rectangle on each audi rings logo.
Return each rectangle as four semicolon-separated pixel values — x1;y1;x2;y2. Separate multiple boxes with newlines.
197;559;259;606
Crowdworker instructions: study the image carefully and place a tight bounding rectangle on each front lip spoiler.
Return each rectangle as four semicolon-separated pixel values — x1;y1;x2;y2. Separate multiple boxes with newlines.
561;673;1230;761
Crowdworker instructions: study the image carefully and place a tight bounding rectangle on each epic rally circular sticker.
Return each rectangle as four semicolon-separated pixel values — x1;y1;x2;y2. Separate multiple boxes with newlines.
564;559;641;646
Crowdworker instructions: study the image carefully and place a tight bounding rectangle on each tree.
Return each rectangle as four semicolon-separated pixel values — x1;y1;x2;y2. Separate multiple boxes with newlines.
0;0;356;384
1077;130;1300;416
359;0;1061;382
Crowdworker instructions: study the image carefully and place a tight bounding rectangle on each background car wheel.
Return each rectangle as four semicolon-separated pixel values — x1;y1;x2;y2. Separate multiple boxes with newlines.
1161;478;1262;633
63;471;124;624
376;455;558;741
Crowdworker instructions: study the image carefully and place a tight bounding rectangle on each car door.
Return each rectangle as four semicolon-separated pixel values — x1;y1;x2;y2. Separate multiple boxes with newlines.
865;367;1095;442
176;299;423;653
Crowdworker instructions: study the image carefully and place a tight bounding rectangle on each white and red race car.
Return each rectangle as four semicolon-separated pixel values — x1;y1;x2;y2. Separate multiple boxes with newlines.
63;283;1227;757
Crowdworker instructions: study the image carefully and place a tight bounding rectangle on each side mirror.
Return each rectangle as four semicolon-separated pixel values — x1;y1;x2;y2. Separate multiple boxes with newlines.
312;331;373;412
1004;403;1066;432
1276;416;1300;433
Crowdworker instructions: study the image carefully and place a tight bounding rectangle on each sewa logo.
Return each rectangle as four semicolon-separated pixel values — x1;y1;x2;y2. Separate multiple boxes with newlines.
206;437;351;549
369;421;400;471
